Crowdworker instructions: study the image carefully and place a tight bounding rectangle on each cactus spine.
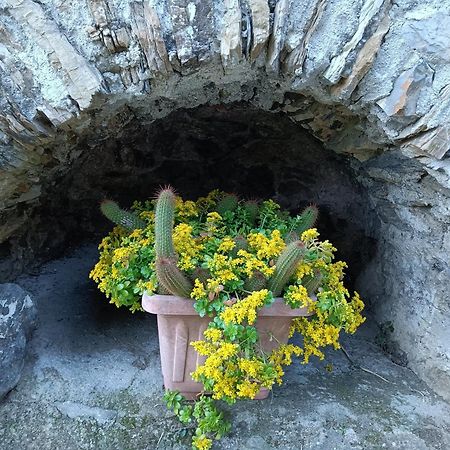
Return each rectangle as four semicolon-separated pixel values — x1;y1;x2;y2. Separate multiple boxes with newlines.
216;194;239;216
231;235;248;257
302;270;322;296
268;241;306;296
243;200;259;225
155;188;177;258
244;270;267;292
192;267;211;285
100;200;146;231
294;205;319;235
156;258;193;298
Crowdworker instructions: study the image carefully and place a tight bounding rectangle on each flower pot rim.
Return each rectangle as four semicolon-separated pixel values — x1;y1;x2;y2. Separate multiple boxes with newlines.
142;292;314;317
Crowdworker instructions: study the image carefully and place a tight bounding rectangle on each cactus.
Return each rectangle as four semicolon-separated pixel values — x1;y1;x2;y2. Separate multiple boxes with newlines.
155;187;177;258
231;235;248;257
100;200;146;231
285;231;299;244
216;194;239;216
294;205;319;235
156;257;193;298
268;241;306;296
243;200;259;225
302;270;322;296
192;267;211;285
244;270;267;292
157;284;172;295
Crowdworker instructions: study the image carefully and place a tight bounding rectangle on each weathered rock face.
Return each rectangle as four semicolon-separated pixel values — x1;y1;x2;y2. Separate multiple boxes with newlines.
0;1;449;400
0;283;37;400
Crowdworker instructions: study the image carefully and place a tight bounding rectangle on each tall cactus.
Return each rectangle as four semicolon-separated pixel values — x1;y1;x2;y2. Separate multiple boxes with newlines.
216;194;239;216
155;187;177;258
154;187;193;297
244;270;267;292
192;267;211;285
243;200;259;226
231;235;248;257
100;200;146;231
268;241;306;296
294;205;319;235
302;270;322;296
156;257;193;298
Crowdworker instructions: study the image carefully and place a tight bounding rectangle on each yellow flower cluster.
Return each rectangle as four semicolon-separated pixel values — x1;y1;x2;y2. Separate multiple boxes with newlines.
176;198;199;218
220;289;269;325
291;313;341;363
217;237;236;253
247;230;285;259
295;262;314;279
173;223;204;270
192;435;212;450
233;250;274;277
207;254;238;284
284;285;311;309
191;278;207;300
269;344;303;384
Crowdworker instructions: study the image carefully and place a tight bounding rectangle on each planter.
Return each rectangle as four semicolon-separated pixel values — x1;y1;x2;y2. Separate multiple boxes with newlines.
142;293;313;400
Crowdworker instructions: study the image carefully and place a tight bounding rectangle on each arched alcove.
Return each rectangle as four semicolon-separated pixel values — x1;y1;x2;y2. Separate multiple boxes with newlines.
1;0;449;413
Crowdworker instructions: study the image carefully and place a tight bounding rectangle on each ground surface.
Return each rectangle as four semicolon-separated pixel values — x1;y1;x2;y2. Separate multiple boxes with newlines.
0;244;449;450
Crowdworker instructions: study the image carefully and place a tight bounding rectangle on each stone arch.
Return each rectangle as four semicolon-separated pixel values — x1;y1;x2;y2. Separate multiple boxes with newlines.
1;1;449;399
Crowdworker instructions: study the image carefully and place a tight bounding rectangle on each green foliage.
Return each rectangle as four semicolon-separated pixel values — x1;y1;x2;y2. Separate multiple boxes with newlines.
268;241;306;296
164;390;231;449
100;200;146;231
156;257;193;298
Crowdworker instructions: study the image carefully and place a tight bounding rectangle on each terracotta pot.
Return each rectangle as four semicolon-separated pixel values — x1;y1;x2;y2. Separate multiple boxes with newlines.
142;293;313;400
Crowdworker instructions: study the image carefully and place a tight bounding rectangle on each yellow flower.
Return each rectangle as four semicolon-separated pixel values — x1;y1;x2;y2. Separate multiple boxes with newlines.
220;289;269;325
206;211;222;222
193;435;212;450
301;228;319;242
204;328;222;342
218;237;236;253
237;381;260;399
173;223;203;270
176;198;198;218
248;230;285;259
191;279;207;300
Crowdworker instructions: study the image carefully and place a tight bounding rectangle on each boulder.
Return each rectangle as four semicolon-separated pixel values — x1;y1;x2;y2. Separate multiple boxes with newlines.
0;283;37;400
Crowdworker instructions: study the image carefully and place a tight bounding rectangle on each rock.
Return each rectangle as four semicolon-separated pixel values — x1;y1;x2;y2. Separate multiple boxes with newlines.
0;283;37;400
55;401;118;425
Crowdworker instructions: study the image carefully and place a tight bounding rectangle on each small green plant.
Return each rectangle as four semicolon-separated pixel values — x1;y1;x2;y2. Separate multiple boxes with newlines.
91;189;365;449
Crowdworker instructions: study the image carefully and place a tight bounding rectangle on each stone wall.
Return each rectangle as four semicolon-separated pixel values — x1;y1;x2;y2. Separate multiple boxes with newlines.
0;1;449;399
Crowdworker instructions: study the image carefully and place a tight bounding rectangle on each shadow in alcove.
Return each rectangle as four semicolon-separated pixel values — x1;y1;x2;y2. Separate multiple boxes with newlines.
27;102;378;299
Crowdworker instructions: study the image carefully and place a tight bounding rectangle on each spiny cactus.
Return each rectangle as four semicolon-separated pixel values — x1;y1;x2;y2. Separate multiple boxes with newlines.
244;270;267;292
100;200;146;231
156;257;193;298
231;235;248;257
294;205;319;235
155;187;177;259
216;193;239;216
192;267;211;285
243;200;259;225
285;231;299;244
268;241;306;296
157;284;172;295
302;270;322;296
